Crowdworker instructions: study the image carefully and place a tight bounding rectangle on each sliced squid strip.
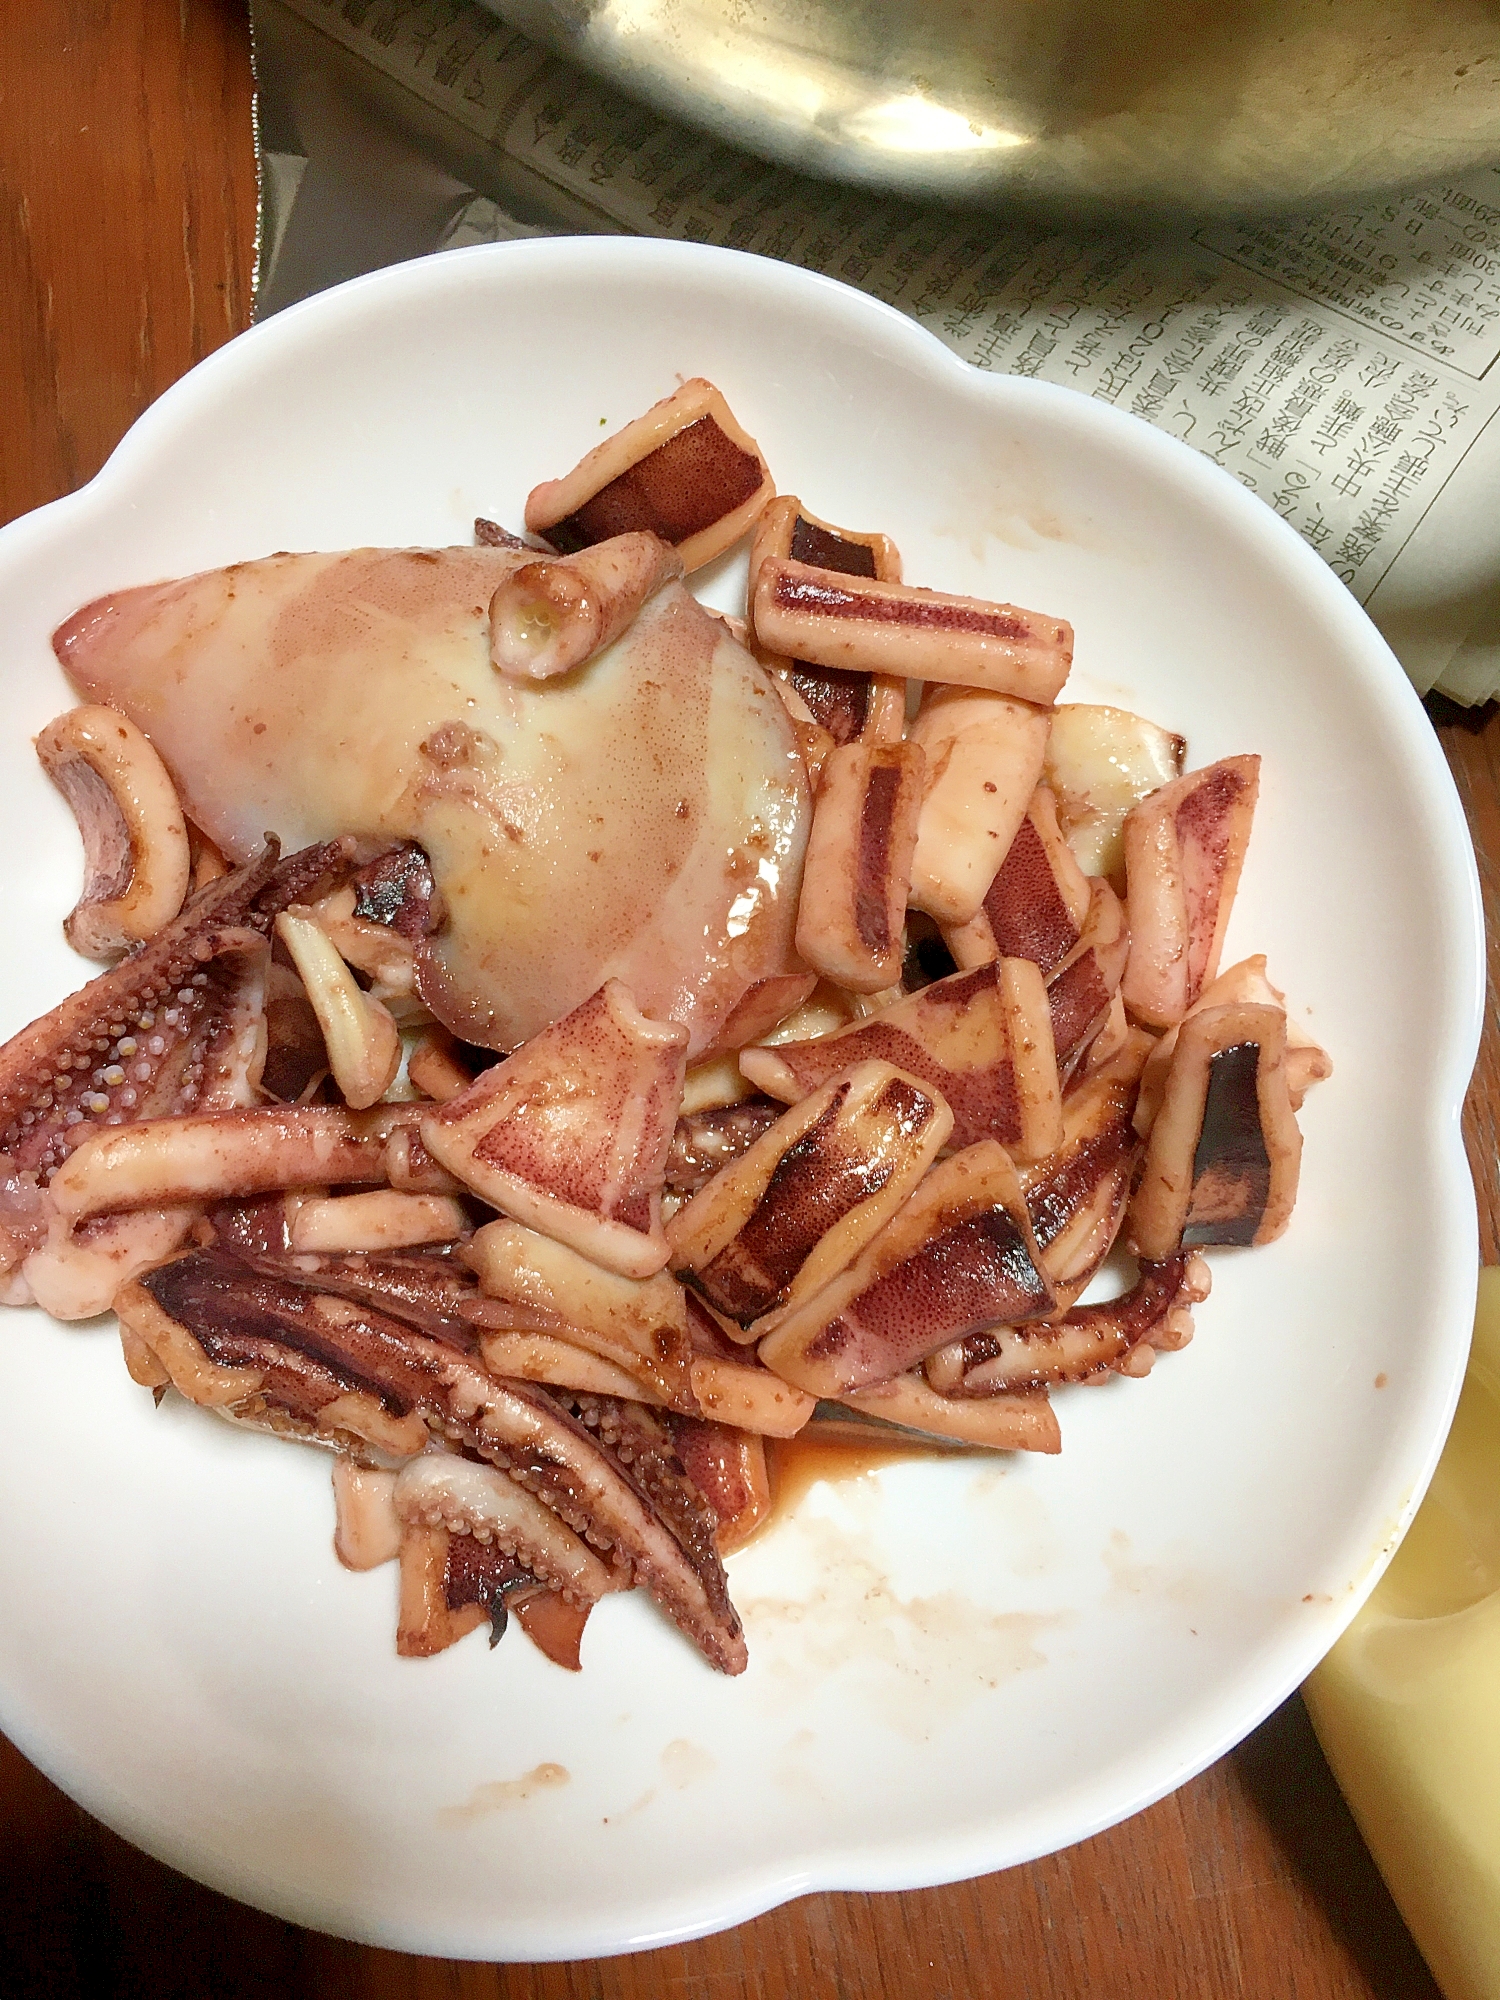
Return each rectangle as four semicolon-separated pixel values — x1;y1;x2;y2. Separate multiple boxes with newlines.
274;912;401;1111
668;1060;952;1331
839;1373;1060;1452
488;532;684;681
479;1329;657;1403
1020;1027;1153;1296
753;559;1072;706
526;378;773;573
514;1591;594;1672
930;1252;1208;1395
464;1216;694;1410
976;783;1093;974
749;496;905;748
187;822;230;891
383;1124;465;1195
478;1320;814;1436
794;740;926;992
406;1027;477;1105
1046;877;1131;1081
289;1191;467;1254
36;705;192;961
740;956;1061;1161
331;1460;402;1570
421;980;687;1280
907;687;1053;925
47;1103;428;1220
757;1140;1055;1399
666;1098;782;1194
1121;755;1260;1028
1130;1000;1301;1258
1134;955;1332;1136
1081;992;1130;1078
683;1295;818;1432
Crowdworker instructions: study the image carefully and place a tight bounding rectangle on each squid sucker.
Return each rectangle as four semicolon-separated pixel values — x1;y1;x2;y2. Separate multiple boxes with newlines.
118;1244;748;1674
53;538;811;1058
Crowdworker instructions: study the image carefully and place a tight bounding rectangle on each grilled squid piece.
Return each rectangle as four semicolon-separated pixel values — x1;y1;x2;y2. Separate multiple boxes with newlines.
488;532;684;681
757;1140;1055;1398
302;887;417;1000
1020;1027;1153;1299
838;1374;1060;1453
794;740;926;991
47;1103;433;1222
394;1456;615;1610
741;957;1062;1161
36;705;192;960
288;1191;467;1253
1133;955;1332;1135
274;912;401;1110
704;973;820;1060
331;1460;403;1570
683;1296;816;1435
906;688;1053;925
1130;1000;1301;1257
666;1097;782;1192
475;1303;816;1437
525;378;774;573
748;497;906;748
924;1252;1210;1395
1121;755;1260;1028
1043;704;1185;880
672;1417;772;1553
421;980;687;1280
667;1060;953;1332
752;559;1072;706
119;1248;747;1673
477;1329;657;1404
1046;877;1131;1082
406;1027;477;1105
463;1218;695;1412
942;783;1091;976
397;1526;535;1657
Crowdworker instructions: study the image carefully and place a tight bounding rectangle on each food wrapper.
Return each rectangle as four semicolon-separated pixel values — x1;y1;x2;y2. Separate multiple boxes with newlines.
249;0;1500;704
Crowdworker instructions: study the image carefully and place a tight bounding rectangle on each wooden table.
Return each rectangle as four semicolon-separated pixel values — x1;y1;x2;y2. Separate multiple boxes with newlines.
1;3;1491;1993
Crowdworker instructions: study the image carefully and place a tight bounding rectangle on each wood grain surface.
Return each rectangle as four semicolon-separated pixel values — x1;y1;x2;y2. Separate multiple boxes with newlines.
0;1;1485;1993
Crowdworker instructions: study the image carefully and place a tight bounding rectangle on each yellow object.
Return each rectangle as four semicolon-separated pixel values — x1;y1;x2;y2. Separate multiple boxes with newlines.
1306;1269;1500;2000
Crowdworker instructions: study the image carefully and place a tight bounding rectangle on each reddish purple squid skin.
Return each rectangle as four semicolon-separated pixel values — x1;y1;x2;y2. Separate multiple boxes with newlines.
0;840;351;1187
131;1242;748;1674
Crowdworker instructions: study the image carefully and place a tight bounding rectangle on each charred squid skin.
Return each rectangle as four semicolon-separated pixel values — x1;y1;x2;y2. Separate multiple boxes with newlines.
126;1247;747;1675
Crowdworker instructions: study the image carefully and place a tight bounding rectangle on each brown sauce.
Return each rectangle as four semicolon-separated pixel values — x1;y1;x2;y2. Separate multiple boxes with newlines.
765;1420;980;1526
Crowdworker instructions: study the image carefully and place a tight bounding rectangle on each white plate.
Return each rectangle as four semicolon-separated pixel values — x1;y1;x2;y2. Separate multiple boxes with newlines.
0;239;1481;1960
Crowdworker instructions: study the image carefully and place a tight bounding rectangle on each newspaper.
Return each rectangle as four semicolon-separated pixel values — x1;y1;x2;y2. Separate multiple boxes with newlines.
253;0;1500;704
